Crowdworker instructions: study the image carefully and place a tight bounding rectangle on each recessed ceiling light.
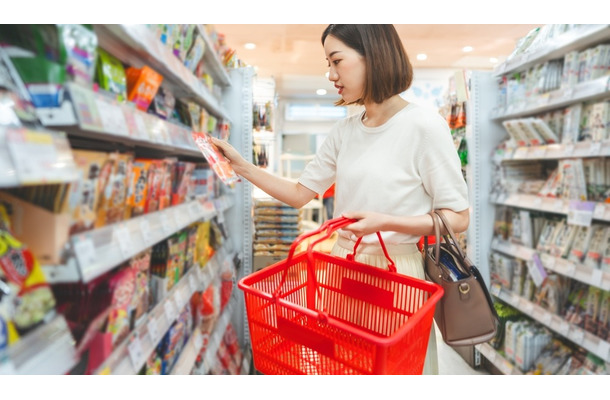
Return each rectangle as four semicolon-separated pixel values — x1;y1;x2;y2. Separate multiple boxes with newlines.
316;89;327;96
244;43;256;50
489;57;499;63
416;53;427;61
462;46;473;53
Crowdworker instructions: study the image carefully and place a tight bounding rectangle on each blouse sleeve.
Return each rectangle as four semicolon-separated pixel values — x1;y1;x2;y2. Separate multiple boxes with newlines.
417;113;470;212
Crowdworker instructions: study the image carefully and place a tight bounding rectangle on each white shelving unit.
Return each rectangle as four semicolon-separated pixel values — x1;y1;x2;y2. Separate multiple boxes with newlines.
470;24;610;374
0;24;253;375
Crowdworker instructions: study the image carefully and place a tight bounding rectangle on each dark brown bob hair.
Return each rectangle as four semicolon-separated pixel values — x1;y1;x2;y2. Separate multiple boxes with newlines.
321;24;413;106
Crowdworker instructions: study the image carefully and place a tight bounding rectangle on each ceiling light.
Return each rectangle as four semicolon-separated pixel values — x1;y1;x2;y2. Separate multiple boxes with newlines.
316;89;327;96
489;57;499;63
462;46;473;53
416;53;427;61
244;43;256;50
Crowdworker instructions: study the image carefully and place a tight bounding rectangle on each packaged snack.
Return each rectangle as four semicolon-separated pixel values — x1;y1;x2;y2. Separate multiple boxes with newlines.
126;159;151;218
171;161;195;206
96;48;127;100
184;33;206;72
0;226;56;337
67;150;113;234
57;24;98;86
105;266;136;346
149;87;175;120
583;286;602;334
126;65;163;111
584;225;607;269
128;249;152;328
597;290;610;340
94;152;134;228
157;158;175;211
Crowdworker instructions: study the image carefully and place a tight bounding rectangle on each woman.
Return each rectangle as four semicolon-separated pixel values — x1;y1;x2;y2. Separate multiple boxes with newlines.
212;24;469;374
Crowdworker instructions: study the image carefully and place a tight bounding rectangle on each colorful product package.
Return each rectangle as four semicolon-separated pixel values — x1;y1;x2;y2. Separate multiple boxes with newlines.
0;221;56;338
128;249;152;328
126;159;151;218
96;48;127;100
171;161;195;206
67;149;113;234
105;265;136;347
195;221;211;267
95;152;134;228
126;65;163;111
191;132;240;187
157;158;175;211
57;24;98;86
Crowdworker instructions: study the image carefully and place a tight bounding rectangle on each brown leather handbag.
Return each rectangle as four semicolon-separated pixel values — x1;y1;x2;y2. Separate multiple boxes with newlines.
424;210;498;346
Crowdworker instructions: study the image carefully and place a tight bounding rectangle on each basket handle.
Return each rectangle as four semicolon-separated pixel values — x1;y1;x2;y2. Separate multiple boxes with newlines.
273;217;357;300
347;233;396;273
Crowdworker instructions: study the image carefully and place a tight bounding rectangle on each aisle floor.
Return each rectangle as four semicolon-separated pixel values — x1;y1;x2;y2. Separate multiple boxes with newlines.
435;328;489;375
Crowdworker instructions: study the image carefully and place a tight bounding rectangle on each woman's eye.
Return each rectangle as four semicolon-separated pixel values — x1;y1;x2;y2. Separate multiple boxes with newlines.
333;60;341;65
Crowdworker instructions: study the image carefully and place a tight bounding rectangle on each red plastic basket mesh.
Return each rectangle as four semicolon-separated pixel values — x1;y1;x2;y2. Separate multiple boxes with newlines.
238;218;443;375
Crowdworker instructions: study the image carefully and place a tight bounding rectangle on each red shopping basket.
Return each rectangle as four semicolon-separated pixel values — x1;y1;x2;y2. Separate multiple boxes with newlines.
238;217;444;375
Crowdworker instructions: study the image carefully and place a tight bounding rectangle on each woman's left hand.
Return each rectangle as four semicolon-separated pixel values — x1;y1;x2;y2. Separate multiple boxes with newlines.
341;211;387;238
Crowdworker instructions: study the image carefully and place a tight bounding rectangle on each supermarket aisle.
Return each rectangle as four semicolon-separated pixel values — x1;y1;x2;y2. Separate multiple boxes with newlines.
436;328;489;375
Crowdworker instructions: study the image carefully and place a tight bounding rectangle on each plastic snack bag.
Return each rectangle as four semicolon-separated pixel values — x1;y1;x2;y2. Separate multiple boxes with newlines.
191;132;240;187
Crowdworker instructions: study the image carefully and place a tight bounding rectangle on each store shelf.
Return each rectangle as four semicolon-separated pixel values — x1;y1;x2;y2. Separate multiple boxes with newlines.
42;196;223;284
3;313;78;375
0;126;78;188
93;25;230;122
35;83;204;159
493;25;610;77
492;193;610;223
490;75;610;120
196;25;231;87
94;254;222;375
501;140;610;162
199;297;235;375
475;343;523;375
491;285;610;363
491;238;610;291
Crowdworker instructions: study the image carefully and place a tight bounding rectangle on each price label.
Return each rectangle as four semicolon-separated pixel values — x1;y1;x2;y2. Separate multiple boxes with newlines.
562;88;574;100
567;201;595;227
161;214;174;236
553;200;564;212
513;147;529;159
140;219;152;245
202;201;215;215
164;300;177;323
591;269;603;287
127;335;144;370
189;274;198;293
541;312;553;326
69;83;103;129
533;197;543;207
593;204;606;220
520;298;534;314
563;143;575;156
557;320;570;336
174;289;185;309
565;263;576;277
73;236;96;269
114;225;134;258
531;146;547;158
589;141;602;156
133;114;149;140
189;202;202;217
569;327;585;345
597;341;610;361
193;330;204;351
96;99;129;136
6;128;64;184
147;317;160;345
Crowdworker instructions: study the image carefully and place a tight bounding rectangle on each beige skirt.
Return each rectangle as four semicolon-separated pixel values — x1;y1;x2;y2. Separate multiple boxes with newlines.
331;236;439;375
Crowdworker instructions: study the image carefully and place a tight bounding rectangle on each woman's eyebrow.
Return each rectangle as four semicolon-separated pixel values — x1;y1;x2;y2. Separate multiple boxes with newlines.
328;51;342;58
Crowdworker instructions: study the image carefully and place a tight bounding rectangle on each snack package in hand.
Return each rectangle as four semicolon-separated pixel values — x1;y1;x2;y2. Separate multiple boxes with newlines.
191;132;240;187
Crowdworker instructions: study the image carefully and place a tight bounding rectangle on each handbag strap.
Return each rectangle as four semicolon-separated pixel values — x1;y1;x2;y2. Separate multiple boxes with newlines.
424;211;442;266
433;209;466;260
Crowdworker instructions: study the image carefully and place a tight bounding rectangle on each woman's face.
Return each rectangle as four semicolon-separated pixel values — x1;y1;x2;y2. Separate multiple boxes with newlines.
324;35;366;103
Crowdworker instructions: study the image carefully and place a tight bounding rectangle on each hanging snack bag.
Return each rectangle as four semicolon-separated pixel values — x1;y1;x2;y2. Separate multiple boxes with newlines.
96;48;127;100
126;65;163;112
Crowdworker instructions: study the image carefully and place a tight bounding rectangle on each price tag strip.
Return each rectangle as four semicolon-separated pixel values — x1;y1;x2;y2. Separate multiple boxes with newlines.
567;201;596;227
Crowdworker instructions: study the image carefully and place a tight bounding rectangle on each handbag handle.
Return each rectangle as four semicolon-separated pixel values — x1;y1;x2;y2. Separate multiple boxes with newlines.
424;210;465;267
433;210;467;260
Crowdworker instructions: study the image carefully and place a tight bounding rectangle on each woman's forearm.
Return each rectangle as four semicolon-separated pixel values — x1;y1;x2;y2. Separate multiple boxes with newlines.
237;162;317;208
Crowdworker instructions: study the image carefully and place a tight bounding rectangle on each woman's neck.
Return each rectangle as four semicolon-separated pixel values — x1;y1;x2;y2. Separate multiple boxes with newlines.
362;95;409;127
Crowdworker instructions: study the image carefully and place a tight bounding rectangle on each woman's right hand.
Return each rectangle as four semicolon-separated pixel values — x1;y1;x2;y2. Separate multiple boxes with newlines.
211;137;248;175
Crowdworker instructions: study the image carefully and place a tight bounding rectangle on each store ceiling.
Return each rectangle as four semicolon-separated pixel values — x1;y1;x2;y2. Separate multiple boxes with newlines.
214;24;541;99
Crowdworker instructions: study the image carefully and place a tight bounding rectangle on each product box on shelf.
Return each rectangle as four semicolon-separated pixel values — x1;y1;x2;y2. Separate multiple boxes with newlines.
0;190;70;265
